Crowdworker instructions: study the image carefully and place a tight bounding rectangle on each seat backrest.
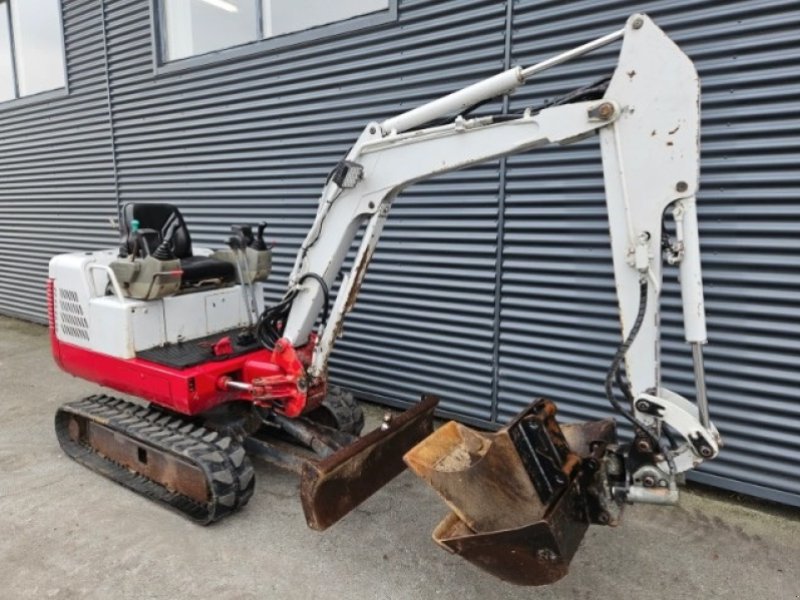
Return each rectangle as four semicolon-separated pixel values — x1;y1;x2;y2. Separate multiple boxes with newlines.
120;203;193;259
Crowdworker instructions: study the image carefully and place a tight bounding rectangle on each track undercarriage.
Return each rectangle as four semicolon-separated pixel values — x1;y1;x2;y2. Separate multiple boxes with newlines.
56;390;438;527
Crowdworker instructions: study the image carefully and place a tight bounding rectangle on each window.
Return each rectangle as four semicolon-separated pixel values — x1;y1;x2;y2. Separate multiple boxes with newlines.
160;0;391;63
0;0;66;102
163;0;258;62
262;0;389;38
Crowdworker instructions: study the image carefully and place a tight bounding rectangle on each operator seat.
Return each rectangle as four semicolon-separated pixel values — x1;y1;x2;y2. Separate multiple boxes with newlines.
120;203;236;286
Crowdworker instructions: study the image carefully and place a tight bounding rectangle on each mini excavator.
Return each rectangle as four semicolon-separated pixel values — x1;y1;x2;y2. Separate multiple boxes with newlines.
49;14;720;585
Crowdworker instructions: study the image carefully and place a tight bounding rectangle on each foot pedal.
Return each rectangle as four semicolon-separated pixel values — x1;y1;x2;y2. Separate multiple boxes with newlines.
404;399;616;586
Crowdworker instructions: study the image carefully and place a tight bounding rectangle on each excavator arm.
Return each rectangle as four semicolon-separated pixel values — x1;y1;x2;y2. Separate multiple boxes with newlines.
259;13;720;583
269;13;718;476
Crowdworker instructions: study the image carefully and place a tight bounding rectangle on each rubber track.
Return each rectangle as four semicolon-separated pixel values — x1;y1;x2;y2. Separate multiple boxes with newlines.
320;387;365;436
55;395;255;525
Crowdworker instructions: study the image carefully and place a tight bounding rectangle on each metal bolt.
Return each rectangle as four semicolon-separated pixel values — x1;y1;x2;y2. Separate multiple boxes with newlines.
597;102;615;120
368;201;375;209
699;445;713;458
369;126;376;134
380;413;392;431
659;479;668;488
676;181;689;193
632;17;644;29
635;438;653;453
536;548;558;562
635;400;649;412
598;512;610;525
642;475;656;488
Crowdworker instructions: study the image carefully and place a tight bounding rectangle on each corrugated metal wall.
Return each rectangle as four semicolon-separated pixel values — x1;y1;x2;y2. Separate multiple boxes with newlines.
0;0;798;507
0;1;117;321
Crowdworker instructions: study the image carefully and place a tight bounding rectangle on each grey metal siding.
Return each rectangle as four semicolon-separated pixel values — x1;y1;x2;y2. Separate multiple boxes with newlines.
0;1;117;321
0;0;798;508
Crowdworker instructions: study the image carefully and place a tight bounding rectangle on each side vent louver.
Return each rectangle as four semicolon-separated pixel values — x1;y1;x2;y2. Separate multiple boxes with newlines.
57;288;89;341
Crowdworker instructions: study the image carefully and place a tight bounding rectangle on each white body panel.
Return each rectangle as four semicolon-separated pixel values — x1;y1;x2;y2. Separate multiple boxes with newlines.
49;248;264;359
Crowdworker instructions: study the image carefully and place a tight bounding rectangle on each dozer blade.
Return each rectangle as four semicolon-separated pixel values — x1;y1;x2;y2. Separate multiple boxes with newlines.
300;395;438;530
405;399;616;586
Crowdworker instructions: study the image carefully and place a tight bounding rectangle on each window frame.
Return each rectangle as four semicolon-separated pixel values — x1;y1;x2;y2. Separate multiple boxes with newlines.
0;0;68;109
150;0;398;75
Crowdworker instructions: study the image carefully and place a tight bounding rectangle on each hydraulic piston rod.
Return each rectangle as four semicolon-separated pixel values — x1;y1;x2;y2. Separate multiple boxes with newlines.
692;343;711;429
519;27;625;78
380;27;625;135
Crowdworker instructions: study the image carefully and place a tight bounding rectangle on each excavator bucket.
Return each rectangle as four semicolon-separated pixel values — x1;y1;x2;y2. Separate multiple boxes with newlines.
404;399;617;586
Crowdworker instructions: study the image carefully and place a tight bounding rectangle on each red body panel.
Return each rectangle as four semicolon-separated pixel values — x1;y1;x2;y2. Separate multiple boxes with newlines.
53;338;270;415
47;279;323;418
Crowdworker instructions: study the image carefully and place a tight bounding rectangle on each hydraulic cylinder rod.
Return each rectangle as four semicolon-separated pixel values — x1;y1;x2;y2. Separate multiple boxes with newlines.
380;27;625;135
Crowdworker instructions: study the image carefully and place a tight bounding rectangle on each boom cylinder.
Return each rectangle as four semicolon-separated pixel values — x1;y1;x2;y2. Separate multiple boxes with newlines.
380;68;524;134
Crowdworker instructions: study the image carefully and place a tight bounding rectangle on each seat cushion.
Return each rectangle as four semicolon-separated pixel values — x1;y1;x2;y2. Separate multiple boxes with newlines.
180;256;236;286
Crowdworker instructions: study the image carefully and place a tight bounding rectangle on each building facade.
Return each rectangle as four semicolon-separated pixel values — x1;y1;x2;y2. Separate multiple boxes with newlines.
0;0;798;507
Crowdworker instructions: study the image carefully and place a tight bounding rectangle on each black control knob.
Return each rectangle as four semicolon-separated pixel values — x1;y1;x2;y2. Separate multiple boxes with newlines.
251;221;268;251
230;225;253;248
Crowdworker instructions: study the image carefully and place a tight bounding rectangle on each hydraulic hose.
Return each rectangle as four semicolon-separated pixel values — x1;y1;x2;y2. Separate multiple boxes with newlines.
604;279;662;451
255;273;330;350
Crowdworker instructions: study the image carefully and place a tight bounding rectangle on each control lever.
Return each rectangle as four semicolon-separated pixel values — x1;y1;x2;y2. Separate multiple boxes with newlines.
228;234;259;333
231;225;254;247
132;228;163;258
251;221;268;251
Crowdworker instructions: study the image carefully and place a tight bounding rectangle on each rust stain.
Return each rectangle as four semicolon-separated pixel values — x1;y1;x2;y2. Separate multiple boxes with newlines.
345;246;377;312
78;418;209;502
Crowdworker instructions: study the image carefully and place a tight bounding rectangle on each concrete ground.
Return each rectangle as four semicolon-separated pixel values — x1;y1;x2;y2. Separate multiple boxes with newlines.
1;315;798;600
